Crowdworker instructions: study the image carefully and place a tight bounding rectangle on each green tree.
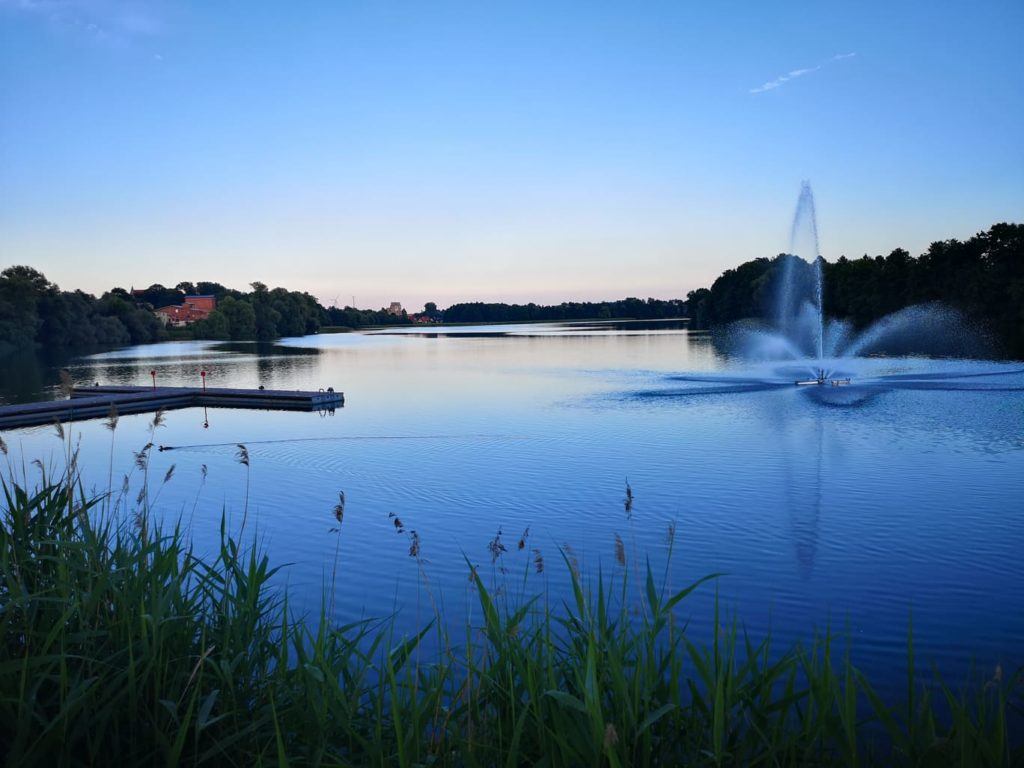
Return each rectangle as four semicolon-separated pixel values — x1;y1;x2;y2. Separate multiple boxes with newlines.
0;266;48;353
196;281;233;298
192;309;231;340
218;296;257;340
136;284;184;309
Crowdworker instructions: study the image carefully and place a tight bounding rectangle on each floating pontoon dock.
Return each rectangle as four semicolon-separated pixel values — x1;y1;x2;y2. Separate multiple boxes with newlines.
0;385;344;430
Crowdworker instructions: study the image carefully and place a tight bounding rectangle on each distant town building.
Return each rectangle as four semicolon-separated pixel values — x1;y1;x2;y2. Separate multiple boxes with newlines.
155;295;217;327
387;302;403;316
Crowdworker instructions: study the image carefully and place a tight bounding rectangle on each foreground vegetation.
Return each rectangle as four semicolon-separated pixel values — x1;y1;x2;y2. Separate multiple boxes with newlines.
1;470;1020;766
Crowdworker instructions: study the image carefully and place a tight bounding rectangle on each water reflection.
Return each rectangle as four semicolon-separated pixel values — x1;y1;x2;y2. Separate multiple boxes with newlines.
785;413;824;578
70;341;325;398
0;348;78;404
371;319;690;338
1;322;1022;696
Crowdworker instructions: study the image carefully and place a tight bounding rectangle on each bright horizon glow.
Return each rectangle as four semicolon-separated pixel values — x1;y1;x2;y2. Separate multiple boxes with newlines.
1;1;1022;311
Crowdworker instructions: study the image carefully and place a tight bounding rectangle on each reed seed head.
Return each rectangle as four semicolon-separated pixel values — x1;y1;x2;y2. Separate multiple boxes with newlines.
162;464;176;485
53;419;65;441
235;444;250;467
151;408;167;429
0;435;7;456
604;723;619;749
517;526;529;551
563;543;580;580
334;491;345;525
58;369;73;397
134;511;149;543
532;548;544;574
614;533;626;567
104;403;119;432
408;530;421;559
133;445;152;471
487;527;507;562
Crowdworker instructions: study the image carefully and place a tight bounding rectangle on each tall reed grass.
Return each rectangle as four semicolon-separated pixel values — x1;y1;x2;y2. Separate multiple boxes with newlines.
0;470;1020;766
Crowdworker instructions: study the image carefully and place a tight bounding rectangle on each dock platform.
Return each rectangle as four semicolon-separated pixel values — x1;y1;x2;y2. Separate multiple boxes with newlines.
0;385;344;430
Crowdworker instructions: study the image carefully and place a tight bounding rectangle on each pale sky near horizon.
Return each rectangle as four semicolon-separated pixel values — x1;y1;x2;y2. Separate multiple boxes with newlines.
1;1;1022;311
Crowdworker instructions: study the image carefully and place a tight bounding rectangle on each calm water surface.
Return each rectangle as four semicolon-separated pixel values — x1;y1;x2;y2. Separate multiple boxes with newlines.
3;322;1023;690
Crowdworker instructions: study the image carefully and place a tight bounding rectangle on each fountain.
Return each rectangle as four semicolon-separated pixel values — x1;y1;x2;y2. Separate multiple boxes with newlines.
781;181;826;366
771;181;851;385
722;182;1006;383
637;182;1024;406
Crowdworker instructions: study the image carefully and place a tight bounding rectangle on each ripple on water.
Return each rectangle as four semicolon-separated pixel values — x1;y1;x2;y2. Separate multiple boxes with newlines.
3;331;1022;699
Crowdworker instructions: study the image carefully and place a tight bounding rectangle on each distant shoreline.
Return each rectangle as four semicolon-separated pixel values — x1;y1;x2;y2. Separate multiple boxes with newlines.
321;316;692;333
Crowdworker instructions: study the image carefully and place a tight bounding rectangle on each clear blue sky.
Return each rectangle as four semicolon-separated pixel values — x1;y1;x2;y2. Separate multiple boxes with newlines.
2;1;1022;310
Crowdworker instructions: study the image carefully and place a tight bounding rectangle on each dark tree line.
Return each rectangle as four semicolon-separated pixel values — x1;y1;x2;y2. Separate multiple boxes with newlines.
322;306;410;329
188;282;324;341
0;268;409;356
0;267;165;356
687;223;1024;357
5;222;1020;357
442;297;687;324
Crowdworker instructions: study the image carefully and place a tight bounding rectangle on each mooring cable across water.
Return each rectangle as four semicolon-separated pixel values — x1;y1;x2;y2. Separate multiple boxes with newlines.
157;435;531;452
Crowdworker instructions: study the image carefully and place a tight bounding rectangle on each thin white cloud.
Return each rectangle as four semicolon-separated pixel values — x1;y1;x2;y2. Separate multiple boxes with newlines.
0;0;165;45
750;52;857;94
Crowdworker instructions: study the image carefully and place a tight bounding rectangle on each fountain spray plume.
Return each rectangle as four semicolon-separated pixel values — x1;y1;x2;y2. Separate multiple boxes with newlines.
772;181;828;376
711;181;995;388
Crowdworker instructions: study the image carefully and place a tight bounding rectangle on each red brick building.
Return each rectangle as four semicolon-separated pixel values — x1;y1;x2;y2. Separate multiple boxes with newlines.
155;295;217;326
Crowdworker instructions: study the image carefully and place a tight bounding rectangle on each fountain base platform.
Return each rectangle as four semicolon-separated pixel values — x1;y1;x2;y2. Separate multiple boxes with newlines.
795;370;851;387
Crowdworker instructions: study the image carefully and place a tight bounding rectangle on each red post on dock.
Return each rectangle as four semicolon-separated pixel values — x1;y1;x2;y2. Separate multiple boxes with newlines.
200;370;207;393
150;370;156;389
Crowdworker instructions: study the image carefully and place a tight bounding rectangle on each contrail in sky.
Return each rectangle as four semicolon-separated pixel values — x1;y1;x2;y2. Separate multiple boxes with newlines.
750;52;857;94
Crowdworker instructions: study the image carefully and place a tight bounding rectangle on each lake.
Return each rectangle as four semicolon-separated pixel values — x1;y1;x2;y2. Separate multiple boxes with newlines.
3;321;1023;692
